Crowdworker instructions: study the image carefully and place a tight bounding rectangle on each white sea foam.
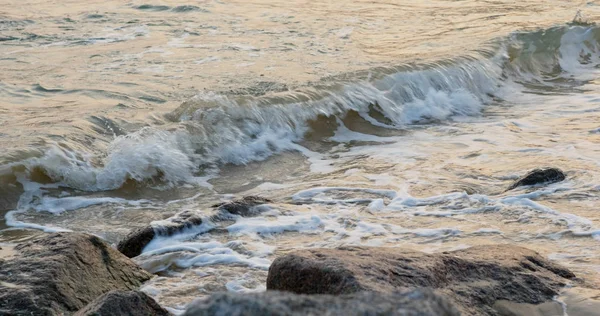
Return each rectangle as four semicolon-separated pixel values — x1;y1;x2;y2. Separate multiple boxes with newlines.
4;212;71;233
292;186;397;204
136;240;272;273
227;214;324;236
30;196;148;214
558;26;600;79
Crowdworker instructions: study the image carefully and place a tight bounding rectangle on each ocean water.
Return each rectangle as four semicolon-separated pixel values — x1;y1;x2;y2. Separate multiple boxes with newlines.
2;0;600;313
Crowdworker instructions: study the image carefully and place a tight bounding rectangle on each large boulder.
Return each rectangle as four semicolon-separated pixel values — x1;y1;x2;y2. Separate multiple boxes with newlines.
0;232;153;316
507;168;566;190
75;290;170;316
267;245;576;315
182;290;459;316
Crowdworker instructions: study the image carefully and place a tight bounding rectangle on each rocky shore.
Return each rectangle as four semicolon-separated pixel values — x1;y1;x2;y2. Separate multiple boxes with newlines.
0;230;589;316
2;168;598;315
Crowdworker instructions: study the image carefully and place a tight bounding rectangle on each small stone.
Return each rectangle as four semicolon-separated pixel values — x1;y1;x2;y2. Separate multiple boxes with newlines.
508;168;566;190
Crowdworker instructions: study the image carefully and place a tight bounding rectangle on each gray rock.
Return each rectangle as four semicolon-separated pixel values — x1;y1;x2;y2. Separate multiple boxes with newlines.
182;290;459;316
75;290;170;316
0;232;152;316
267;245;576;315
508;168;566;190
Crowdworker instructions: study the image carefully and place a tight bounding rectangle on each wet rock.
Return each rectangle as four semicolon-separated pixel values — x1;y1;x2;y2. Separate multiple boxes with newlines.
267;245;575;315
212;196;272;217
0;232;152;316
75;290;170;316
117;210;204;258
182;290;459;316
117;196;271;258
508;168;566;190
117;226;156;258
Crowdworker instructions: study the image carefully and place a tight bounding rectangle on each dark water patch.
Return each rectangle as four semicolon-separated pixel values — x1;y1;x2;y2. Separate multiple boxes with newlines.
88;116;128;137
227;81;290;97
147;22;173;27
69;40;95;46
135;4;171;12
0;36;18;42
32;84;63;93
171;5;208;13
0;17;34;31
19;33;46;41
65;89;133;101
115;103;135;109
25;84;135;102
86;14;105;19
0;33;45;43
116;82;139;87
138;94;167;104
58;26;76;31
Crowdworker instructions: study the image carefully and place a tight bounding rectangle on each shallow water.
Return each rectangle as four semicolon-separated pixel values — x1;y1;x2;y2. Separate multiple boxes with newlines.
2;0;600;314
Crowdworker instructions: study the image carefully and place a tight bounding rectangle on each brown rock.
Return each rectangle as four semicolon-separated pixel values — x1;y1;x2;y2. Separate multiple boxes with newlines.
182;290;459;316
75;290;170;316
267;245;576;315
0;232;152;316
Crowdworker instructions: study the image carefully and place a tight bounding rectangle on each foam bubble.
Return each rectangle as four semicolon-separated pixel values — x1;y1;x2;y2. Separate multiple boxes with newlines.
227;214;324;236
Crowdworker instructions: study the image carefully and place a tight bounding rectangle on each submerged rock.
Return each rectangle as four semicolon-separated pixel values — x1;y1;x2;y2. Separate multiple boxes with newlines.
267;245;575;315
0;232;152;316
75;290;170;316
117;225;156;258
117;210;203;258
212;196;272;217
182;290;459;316
508;168;566;190
117;196;270;258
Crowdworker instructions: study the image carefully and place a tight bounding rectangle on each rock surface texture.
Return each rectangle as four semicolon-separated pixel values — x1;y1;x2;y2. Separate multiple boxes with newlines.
75;290;170;316
0;232;153;316
267;245;576;315
182;290;460;316
507;168;566;190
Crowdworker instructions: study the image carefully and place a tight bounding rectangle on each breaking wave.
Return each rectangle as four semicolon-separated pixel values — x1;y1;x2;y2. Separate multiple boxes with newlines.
2;24;600;193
